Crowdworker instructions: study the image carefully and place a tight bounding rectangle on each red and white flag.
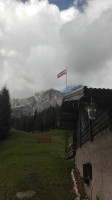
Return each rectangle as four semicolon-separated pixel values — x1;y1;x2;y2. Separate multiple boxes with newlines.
57;69;66;78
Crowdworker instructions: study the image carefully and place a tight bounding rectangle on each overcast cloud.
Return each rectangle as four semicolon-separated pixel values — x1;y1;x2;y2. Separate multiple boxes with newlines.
0;0;112;98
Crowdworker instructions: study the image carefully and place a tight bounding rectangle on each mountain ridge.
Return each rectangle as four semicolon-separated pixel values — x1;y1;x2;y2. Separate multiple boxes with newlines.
11;89;64;117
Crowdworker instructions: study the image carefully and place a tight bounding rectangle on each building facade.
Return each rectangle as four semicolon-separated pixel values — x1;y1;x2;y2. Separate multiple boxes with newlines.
61;86;112;200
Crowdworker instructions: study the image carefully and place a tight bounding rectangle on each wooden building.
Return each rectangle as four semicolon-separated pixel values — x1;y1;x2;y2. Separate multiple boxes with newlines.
61;86;112;200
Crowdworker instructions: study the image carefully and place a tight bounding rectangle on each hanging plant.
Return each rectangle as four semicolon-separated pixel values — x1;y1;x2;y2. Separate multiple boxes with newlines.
84;102;89;112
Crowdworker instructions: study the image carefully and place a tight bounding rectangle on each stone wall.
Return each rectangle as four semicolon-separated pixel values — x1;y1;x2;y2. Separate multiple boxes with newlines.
75;129;112;200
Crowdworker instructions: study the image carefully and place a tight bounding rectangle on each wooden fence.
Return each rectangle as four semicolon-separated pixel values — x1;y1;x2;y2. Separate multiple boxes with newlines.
37;134;51;143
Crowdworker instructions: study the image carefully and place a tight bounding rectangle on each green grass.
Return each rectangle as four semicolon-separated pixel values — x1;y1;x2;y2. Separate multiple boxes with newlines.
0;129;75;200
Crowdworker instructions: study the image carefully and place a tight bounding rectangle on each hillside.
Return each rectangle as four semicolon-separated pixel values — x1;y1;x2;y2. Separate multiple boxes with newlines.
0;129;75;200
11;89;64;117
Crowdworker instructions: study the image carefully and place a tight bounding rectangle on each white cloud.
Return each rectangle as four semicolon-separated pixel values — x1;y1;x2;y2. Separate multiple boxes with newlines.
60;6;79;23
0;0;112;98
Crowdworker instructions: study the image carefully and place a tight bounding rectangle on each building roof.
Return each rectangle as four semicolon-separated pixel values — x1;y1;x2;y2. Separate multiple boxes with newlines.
63;86;112;108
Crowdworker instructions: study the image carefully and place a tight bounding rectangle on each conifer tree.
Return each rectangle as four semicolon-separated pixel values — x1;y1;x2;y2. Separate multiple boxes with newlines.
0;87;11;139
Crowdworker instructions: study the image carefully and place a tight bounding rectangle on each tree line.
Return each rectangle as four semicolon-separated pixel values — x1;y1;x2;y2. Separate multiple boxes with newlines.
0;86;61;136
12;105;61;132
0;87;11;140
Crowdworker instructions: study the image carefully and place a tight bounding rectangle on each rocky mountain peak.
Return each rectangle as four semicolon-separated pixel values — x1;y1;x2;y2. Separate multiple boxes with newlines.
11;89;64;117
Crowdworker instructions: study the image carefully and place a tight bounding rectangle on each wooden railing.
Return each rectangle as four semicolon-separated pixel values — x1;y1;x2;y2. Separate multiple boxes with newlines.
75;111;110;149
65;144;75;159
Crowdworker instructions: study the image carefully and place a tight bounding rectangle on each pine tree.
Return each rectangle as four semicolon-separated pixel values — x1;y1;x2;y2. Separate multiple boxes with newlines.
0;87;11;139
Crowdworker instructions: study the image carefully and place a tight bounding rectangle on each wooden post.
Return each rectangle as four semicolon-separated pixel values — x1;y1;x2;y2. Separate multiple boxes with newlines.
89;120;92;142
78;101;81;147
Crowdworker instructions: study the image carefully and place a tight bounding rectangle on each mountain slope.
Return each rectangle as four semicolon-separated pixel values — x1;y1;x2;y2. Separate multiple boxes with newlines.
11;89;64;117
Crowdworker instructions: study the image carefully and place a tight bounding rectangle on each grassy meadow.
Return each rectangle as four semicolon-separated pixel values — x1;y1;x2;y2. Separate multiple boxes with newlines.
0;129;75;200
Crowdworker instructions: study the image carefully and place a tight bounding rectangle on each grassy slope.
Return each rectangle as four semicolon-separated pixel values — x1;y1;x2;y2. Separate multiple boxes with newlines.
0;129;75;200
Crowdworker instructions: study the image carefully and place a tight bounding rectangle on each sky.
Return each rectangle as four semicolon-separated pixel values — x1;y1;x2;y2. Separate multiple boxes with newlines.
0;0;112;98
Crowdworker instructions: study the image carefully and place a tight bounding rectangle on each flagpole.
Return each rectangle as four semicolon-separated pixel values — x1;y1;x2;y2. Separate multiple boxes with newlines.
66;67;67;93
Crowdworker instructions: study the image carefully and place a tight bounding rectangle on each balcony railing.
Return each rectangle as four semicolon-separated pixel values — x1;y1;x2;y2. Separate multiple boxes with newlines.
65;144;75;159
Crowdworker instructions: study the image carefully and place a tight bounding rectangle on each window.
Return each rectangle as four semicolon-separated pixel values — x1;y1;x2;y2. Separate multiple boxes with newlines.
83;163;92;185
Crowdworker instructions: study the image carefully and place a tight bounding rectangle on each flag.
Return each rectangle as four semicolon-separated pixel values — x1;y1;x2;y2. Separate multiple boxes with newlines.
57;69;66;78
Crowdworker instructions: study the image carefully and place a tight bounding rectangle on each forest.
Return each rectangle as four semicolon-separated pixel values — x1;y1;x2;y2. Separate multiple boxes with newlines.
12;105;61;132
0;86;61;137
